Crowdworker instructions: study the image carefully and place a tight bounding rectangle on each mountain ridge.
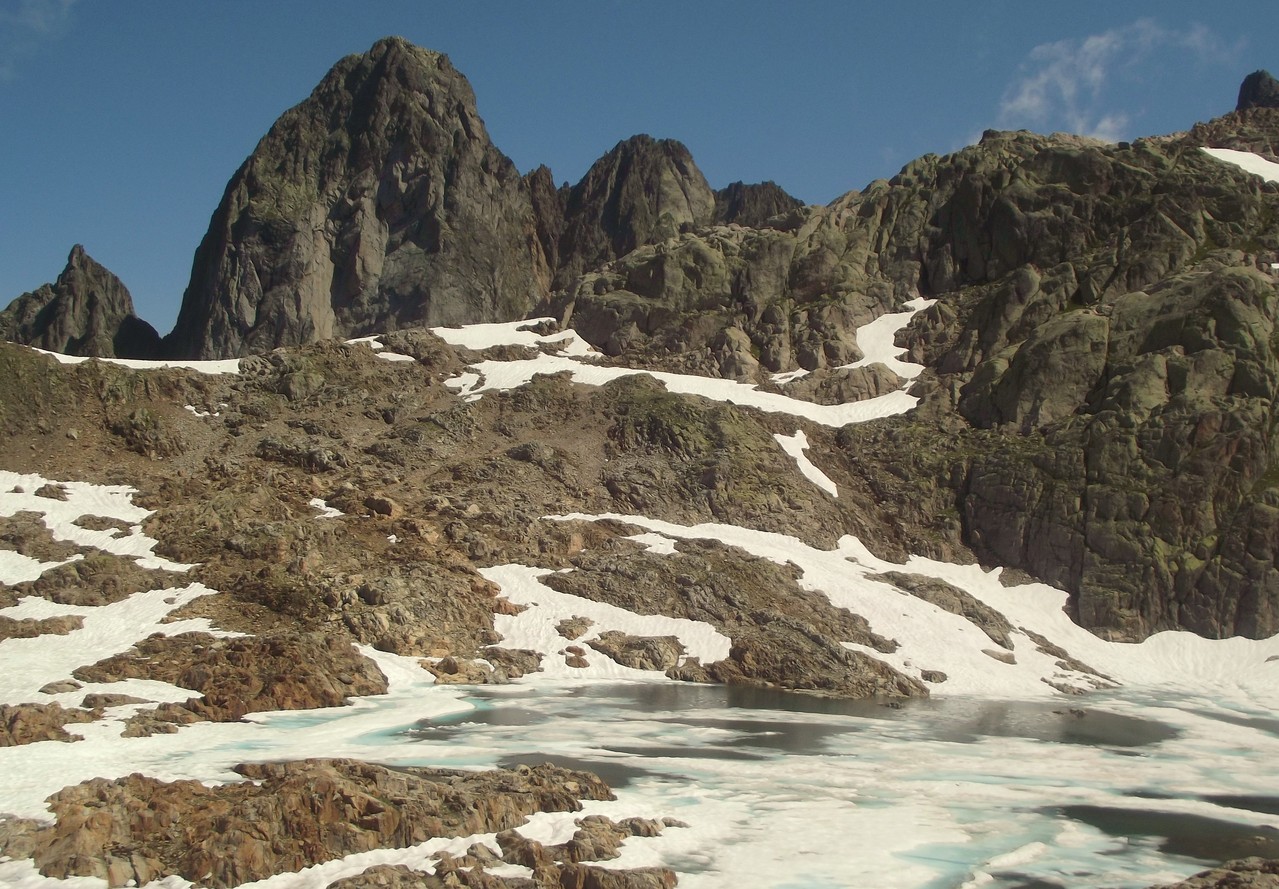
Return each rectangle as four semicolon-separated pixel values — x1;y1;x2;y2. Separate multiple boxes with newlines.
2;39;1278;646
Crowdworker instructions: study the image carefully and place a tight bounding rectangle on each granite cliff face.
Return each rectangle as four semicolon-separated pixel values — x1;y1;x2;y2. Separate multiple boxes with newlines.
0;246;160;359
164;37;551;359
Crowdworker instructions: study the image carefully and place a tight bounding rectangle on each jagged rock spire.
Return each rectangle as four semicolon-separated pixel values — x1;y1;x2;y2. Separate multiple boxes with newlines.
0;245;160;358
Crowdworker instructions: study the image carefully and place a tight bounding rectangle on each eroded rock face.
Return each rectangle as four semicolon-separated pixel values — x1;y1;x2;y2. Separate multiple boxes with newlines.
22;760;614;888
0;245;161;359
913;256;1279;639
72;631;388;728
166;37;550;359
713;180;805;228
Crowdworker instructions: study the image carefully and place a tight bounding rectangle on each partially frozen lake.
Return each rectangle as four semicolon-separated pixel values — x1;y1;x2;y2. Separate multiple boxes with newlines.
391;681;1279;888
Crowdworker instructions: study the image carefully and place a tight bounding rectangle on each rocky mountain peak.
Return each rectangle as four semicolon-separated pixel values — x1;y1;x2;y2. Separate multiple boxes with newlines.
1237;69;1279;111
552;134;716;288
165;36;549;359
712;180;805;228
0;245;160;359
160;36;810;358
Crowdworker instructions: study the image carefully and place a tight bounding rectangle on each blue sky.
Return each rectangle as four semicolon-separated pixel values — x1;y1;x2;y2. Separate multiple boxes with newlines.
1;1;1275;332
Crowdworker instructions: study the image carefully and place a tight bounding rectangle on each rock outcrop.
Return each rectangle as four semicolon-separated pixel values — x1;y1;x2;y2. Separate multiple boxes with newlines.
72;631;388;729
165;37;551;359
0;702;94;746
550;113;1279;640
20;760;614;888
713;180;805;227
1238;70;1279;111
1153;857;1279;888
0;245;161;358
545;534;922;698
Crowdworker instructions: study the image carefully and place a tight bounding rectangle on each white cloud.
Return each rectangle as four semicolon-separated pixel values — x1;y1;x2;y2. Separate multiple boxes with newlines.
998;19;1237;142
0;0;77;82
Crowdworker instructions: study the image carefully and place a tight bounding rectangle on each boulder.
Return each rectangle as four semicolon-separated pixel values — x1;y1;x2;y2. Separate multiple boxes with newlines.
0;703;95;746
587;631;684;671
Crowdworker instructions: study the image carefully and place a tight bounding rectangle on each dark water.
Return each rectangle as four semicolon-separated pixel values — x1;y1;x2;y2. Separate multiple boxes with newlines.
416;682;1179;752
1189;708;1279;738
1205;794;1279;817
926;698;1179;748
1056;805;1279;860
495;753;660;789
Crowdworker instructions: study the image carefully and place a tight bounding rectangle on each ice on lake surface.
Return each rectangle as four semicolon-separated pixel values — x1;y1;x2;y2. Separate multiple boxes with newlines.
398;682;1279;889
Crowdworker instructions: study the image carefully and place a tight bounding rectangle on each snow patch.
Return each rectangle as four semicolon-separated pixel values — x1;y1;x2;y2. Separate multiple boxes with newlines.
29;348;242;375
1201;147;1279;183
0;472;194;573
344;335;386;350
626;532;678;555
308;498;343;519
482;563;732;679
773;430;838;496
840;296;934;380
770;368;810;384
431;310;947;424
0;549;82;585
447;352;919;426
430;318;600;358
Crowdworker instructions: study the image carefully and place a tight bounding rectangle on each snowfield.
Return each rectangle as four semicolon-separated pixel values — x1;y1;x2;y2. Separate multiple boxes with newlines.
30;349;243;375
433;309;931;427
544;511;1279;703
